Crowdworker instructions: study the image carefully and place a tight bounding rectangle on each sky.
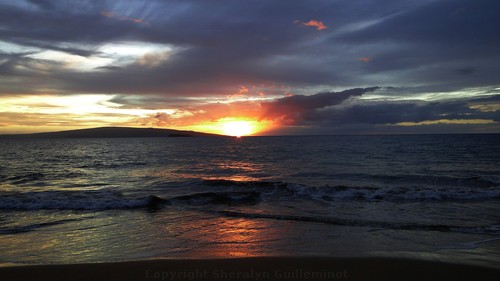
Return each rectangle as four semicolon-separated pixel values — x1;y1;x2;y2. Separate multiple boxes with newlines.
1;0;499;136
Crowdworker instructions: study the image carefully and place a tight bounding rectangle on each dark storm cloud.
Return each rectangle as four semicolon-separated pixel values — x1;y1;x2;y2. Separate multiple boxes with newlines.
469;94;500;103
260;86;498;125
0;52;26;76
264;93;500;135
27;0;55;10
341;0;500;50
453;67;476;76
316;100;500;125
336;0;500;88
260;87;380;124
2;0;475;96
281;94;500;134
0;0;327;95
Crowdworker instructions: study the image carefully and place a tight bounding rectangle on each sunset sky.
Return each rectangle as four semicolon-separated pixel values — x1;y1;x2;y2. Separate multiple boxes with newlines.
1;0;499;135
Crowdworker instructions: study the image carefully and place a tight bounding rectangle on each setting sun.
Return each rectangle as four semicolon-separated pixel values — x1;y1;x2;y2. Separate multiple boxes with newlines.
176;117;274;137
222;120;254;137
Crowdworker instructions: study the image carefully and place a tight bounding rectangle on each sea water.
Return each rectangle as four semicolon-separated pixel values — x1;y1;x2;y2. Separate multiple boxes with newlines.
0;135;499;267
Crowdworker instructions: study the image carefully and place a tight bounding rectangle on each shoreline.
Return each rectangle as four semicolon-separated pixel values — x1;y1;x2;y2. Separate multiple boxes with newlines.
1;257;499;281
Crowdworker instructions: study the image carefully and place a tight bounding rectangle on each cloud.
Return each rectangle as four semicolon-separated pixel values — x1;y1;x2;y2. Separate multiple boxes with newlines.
300;94;500;127
1;0;499;98
100;11;114;18
394;119;496;126
100;10;149;25
335;0;500;88
260;87;380;125
2;1;373;97
1;0;500;134
27;0;54;10
0;111;124;133
136;51;171;68
301;20;328;30
130;99;267;130
263;92;500;134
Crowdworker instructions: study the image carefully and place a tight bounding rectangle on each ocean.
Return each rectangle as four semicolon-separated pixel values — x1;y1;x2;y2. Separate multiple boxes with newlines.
0;134;499;268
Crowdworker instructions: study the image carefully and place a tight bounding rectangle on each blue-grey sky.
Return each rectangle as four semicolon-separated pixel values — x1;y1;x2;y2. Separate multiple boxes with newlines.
0;0;499;135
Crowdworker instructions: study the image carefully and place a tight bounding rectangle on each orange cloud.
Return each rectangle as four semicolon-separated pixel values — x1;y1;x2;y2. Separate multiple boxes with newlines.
100;11;114;18
132;100;277;136
228;86;249;99
302;20;328;30
100;10;149;25
358;57;371;63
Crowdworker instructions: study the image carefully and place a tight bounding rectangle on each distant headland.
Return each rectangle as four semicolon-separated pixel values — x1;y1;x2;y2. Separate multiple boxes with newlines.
0;127;227;139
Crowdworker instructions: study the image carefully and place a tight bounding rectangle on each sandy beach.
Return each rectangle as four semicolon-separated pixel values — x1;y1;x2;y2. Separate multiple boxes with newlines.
1;257;499;281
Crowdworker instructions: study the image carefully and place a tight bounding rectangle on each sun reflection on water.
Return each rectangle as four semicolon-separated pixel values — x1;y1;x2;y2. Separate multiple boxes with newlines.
169;159;269;182
192;217;279;257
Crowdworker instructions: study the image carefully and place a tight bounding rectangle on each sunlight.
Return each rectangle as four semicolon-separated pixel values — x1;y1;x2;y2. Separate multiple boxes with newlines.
22;41;175;72
191;117;271;137
222;120;254;137
0;94;171;116
179;117;274;137
26;50;113;71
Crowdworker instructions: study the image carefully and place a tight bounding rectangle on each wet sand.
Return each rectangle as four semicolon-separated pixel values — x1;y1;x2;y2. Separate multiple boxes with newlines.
1;257;499;281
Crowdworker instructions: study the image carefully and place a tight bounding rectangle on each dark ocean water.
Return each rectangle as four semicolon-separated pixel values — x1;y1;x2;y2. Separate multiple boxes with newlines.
0;135;499;267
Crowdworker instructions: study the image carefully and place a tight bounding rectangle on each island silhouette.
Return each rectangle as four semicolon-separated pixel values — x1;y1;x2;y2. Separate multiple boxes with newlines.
0;127;227;139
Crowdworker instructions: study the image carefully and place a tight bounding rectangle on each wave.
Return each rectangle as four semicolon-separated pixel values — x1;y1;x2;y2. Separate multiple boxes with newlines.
1;171;89;185
2;172;45;184
0;190;162;210
0;189;261;210
202;179;286;188
77;161;148;169
170;191;261;205
219;210;500;235
201;178;500;201
1;184;498;236
285;183;500;201
1;175;499;211
0;218;85;234
367;174;500;188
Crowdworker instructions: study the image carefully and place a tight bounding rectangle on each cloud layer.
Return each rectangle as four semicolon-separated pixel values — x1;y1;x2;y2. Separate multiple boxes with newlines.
0;0;499;134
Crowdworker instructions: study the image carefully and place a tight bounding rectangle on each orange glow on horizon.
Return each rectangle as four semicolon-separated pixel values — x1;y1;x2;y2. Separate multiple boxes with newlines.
217;118;274;136
223;120;253;137
0;94;279;136
180;117;274;137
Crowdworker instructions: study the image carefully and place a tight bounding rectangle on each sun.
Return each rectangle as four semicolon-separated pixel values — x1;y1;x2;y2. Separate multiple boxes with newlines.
222;120;254;137
184;117;273;137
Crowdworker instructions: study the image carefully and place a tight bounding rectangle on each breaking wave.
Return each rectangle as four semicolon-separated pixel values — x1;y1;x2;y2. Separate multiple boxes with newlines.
0;218;86;234
0;189;262;210
1;175;499;211
285;183;500;201
219;210;500;235
0;189;161;210
202;178;500;201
